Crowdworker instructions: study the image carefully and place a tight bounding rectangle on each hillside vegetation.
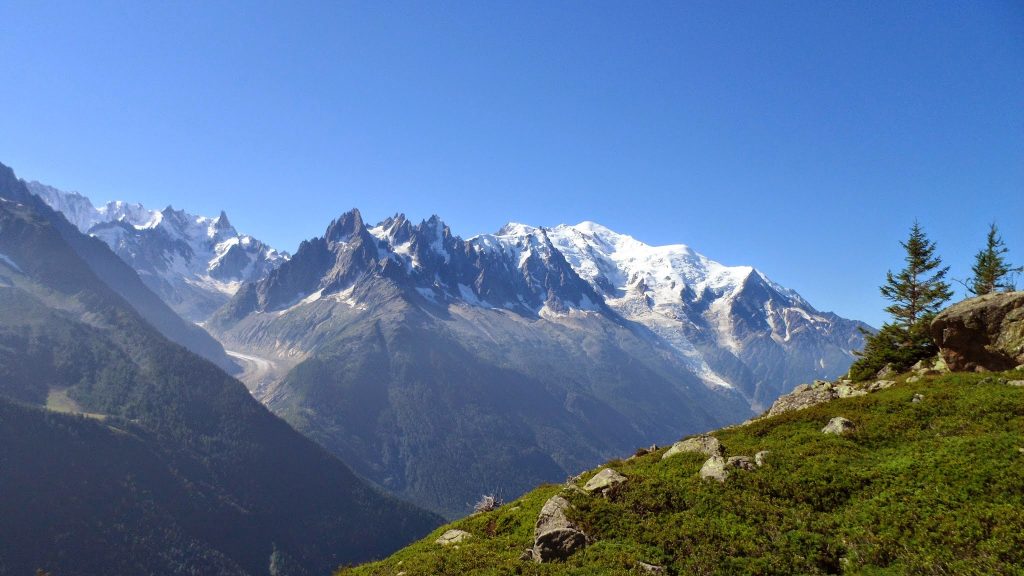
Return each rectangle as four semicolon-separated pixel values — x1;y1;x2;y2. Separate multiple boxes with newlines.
340;369;1024;575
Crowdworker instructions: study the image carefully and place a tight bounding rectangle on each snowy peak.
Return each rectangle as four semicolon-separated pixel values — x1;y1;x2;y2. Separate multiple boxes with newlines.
27;181;288;321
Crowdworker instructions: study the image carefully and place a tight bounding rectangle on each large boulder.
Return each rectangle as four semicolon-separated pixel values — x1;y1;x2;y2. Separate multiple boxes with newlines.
435;529;472;545
766;381;839;417
822;417;856;436
532;495;587;562
583;468;626;494
661;435;723;460
931;292;1024;372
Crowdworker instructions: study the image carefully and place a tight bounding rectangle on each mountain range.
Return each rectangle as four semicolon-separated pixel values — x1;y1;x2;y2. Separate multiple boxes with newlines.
0;164;439;575
206;208;869;516
29;181;868;518
29;181;287;322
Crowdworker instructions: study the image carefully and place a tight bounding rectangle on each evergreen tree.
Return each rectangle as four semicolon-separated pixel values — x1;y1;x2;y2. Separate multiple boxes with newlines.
850;221;952;380
966;222;1020;295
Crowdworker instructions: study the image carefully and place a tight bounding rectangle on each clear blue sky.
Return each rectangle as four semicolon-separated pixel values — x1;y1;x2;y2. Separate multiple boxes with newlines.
1;1;1021;327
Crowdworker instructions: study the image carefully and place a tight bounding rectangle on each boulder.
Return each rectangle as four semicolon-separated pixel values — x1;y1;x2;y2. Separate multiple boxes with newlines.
876;363;897;378
727;456;756;471
912;393;925;403
533;495;587;562
435;529;472;545
867;380;896;392
754;450;771;467
583;468;627;494
638;562;667;574
931;292;1024;372
1008;380;1024;387
822;417;856;436
700;455;756;481
662;435;723;460
699;455;729;482
766;385;838;417
836;384;868;398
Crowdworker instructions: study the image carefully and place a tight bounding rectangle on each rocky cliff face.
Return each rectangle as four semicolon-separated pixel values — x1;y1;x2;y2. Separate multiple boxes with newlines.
28;181;287;321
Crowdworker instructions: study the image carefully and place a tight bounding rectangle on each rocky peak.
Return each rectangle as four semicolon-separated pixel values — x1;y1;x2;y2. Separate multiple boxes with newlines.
325;208;366;244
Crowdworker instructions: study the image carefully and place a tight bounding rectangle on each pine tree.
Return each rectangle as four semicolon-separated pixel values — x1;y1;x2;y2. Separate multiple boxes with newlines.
966;222;1020;295
849;221;952;380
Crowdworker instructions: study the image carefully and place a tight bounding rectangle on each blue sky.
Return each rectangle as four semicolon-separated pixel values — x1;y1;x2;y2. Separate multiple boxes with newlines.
1;1;1021;327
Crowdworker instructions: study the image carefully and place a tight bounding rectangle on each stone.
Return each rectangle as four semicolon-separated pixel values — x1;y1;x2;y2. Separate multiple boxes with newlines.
727;456;756;471
876;363;897;378
912;393;924;403
519;549;535;561
765;385;838;417
533;495;587;562
868;380;896;392
754;450;771;467
1008;380;1024;387
836;384;868;398
662;435;723;460
435;529;472;545
638;562;666;574
822;417;856;436
907;375;921;383
583;468;627;494
791;383;811;394
931;292;1024;372
699;455;729;482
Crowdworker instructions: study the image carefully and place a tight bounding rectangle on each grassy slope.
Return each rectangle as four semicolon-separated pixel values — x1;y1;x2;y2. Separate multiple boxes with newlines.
340;369;1024;575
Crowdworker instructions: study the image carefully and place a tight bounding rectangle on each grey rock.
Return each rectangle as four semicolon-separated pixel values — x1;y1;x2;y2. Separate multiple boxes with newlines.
836;384;868;398
435;529;472;545
1008;380;1024;387
638;562;667;574
699;455;729;482
662;435;723;460
931;292;1024;372
583;468;627;494
912;393;925;403
822;417;856;436
727;456;756;471
868;379;896;392
907;375;922;383
533;495;587;562
876;363;897;378
754;450;771;467
766;385;838;417
519;549;535;561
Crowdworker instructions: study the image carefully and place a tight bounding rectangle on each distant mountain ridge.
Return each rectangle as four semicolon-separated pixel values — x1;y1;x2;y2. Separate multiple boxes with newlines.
28;181;287;321
209;208;869;517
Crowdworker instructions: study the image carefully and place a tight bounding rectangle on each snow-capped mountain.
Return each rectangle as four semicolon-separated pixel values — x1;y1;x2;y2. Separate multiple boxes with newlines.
209;208;868;516
28;181;288;321
496;221;867;407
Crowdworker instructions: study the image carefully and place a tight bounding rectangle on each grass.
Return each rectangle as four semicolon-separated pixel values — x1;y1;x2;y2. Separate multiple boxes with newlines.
338;369;1024;575
45;386;106;420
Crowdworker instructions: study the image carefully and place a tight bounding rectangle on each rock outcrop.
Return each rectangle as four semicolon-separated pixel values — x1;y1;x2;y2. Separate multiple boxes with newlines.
583;468;627;494
531;495;587;562
435;529;472;546
699;454;756;482
822;417;856;436
661;435;723;460
931;292;1024;372
765;380;866;417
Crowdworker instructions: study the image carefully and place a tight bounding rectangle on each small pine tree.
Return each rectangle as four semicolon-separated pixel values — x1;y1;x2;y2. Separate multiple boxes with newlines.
966;222;1020;295
850;221;953;380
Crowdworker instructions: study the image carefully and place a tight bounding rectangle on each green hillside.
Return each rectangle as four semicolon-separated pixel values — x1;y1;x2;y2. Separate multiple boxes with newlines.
340;369;1024;575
